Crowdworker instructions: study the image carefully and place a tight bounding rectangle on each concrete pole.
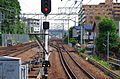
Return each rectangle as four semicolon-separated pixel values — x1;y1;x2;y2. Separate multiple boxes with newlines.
107;31;109;62
118;21;120;37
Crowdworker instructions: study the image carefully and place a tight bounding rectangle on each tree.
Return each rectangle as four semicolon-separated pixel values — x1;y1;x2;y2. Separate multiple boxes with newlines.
64;27;73;44
96;18;119;55
95;16;101;20
0;0;24;34
64;27;78;45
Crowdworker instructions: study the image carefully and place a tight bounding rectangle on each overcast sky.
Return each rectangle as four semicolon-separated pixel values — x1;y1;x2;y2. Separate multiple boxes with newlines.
18;0;118;13
18;0;119;29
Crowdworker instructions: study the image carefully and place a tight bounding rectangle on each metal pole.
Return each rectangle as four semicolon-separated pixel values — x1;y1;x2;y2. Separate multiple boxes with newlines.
80;26;83;44
62;23;64;40
118;21;120;37
45;30;48;61
75;17;76;26
68;17;70;44
107;31;109;61
0;12;2;34
44;16;49;61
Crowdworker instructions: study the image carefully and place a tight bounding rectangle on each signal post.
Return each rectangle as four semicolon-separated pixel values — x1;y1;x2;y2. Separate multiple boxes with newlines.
41;0;51;79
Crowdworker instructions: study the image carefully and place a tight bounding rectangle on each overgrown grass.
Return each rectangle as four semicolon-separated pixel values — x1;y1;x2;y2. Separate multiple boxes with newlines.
90;55;110;69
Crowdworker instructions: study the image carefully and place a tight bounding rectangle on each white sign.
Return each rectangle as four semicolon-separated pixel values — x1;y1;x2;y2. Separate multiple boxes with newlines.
34;27;40;31
73;29;79;37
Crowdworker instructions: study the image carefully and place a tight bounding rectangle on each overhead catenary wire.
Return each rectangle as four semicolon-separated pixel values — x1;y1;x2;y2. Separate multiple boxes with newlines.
86;0;92;4
49;0;77;20
18;0;38;13
58;0;81;23
49;0;70;20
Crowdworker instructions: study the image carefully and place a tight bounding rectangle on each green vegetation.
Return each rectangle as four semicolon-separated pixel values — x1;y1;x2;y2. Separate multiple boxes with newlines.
64;36;68;44
90;55;110;69
64;27;78;45
69;27;73;38
0;0;26;34
69;38;77;46
95;16;101;20
79;48;86;53
96;18;119;55
78;50;110;69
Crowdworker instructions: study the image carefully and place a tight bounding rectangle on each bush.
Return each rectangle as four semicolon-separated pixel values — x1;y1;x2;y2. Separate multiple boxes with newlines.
79;48;86;53
91;55;110;68
69;38;77;46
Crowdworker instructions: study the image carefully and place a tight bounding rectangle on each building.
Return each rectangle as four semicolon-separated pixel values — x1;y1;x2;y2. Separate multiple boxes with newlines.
78;0;120;26
26;18;42;34
72;26;81;38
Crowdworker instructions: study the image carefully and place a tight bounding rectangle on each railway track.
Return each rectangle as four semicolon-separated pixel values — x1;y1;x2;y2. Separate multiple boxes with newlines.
55;42;95;79
57;44;77;79
0;42;38;56
63;45;95;79
49;39;112;79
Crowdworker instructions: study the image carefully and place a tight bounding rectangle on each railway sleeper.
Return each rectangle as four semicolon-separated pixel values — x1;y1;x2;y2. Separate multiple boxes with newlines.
28;65;40;78
28;59;41;72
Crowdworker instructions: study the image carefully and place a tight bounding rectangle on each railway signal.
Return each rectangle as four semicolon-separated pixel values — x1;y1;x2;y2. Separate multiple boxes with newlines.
43;22;49;30
42;61;51;67
41;0;51;16
41;0;51;78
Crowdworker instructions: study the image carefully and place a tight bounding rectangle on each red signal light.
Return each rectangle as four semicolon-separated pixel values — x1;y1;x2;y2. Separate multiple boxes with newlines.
44;8;48;12
41;0;51;16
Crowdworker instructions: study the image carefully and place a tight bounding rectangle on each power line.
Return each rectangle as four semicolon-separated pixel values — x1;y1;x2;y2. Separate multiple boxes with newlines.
86;0;92;4
19;0;39;13
49;0;71;20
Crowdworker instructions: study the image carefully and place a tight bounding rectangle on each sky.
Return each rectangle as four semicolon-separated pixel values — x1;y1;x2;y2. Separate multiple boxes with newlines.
18;0;119;14
18;0;119;30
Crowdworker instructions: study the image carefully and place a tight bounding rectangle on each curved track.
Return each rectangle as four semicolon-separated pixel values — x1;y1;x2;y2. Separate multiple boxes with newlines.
54;41;95;79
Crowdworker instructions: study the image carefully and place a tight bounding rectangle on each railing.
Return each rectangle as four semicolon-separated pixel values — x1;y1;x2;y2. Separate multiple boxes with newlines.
109;57;120;67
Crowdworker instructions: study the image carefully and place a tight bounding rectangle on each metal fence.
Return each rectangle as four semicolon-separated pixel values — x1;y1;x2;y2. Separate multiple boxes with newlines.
1;34;29;46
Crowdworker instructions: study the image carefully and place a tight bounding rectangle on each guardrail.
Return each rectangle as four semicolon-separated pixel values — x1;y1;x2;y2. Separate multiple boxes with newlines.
109;57;120;67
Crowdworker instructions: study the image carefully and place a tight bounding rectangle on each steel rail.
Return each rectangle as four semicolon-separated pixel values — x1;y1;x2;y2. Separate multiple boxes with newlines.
56;43;78;79
61;45;96;79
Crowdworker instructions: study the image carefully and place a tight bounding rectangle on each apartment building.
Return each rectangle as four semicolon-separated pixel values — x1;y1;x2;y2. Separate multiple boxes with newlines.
78;0;120;26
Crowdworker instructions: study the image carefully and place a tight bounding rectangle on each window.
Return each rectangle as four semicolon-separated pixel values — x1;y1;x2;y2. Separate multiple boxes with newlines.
89;6;91;8
109;9;112;11
100;6;103;8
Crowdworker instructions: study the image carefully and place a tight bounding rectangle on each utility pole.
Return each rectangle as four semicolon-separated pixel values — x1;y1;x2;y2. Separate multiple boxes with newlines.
80;26;83;44
107;31;109;62
0;12;2;34
68;16;70;44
